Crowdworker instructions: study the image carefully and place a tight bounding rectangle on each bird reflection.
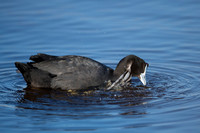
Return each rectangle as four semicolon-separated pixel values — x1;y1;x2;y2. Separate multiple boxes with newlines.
17;86;152;117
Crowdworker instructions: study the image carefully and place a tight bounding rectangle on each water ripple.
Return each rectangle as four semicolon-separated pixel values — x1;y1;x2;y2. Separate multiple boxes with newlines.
0;0;200;132
0;59;199;122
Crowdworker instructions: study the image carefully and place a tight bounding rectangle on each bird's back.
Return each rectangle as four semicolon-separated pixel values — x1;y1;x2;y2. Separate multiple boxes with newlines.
17;54;114;90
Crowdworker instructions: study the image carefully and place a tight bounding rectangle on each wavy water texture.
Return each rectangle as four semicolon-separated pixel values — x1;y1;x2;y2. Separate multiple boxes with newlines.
0;0;200;133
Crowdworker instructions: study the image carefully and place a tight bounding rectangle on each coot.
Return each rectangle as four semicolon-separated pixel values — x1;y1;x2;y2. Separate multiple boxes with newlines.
15;53;149;90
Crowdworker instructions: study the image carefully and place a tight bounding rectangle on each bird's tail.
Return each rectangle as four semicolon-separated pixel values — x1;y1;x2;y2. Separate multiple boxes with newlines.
15;62;32;85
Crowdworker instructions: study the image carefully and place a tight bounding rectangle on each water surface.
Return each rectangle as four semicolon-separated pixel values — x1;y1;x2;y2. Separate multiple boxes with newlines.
0;1;200;133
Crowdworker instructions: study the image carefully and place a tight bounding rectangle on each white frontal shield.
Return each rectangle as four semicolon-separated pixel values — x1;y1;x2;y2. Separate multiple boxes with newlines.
139;65;147;85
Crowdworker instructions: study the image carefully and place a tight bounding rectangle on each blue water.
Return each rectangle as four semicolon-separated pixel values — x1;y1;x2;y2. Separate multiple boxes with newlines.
0;0;200;133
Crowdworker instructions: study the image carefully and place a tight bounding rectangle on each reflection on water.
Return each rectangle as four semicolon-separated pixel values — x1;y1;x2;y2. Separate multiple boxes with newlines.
0;0;200;133
17;87;150;114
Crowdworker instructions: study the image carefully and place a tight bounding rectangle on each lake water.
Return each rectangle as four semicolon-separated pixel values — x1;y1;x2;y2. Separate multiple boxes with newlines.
0;0;200;133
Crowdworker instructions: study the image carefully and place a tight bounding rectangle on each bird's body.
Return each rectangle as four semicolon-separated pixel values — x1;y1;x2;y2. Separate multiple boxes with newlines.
15;53;148;90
